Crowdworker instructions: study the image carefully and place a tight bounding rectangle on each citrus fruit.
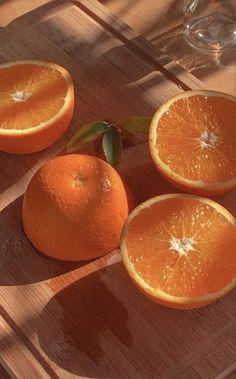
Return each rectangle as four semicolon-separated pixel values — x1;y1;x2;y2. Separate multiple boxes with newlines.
23;154;133;261
149;90;236;195
0;60;74;154
121;194;236;309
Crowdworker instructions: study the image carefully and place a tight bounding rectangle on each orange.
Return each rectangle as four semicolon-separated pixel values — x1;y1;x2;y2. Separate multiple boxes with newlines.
149;90;236;195
23;154;133;261
121;194;236;309
0;60;74;154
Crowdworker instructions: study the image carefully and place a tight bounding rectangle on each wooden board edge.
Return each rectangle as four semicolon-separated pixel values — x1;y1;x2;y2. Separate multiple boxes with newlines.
0;0;68;45
73;0;206;90
0;0;206;91
0;309;56;379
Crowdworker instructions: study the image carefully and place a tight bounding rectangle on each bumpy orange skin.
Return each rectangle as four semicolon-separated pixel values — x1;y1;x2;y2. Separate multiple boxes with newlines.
22;154;134;261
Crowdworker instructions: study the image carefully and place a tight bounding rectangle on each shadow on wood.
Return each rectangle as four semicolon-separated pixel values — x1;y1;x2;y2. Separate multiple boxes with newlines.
0;196;83;285
37;260;236;378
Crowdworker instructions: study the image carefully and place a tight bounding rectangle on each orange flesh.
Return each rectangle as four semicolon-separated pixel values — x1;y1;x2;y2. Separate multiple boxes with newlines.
126;198;236;297
0;64;68;130
157;96;236;182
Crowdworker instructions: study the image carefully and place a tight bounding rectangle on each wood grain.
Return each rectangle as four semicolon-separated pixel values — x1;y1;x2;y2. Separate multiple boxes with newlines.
0;0;205;91
0;363;11;379
0;0;50;27
0;314;52;379
1;0;235;95
99;0;236;96
0;1;235;378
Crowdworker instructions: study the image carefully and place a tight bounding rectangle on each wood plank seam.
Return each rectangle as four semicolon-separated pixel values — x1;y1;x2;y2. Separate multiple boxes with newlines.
0;305;59;379
73;0;191;91
0;0;67;47
0;0;192;92
214;362;236;379
0;360;16;379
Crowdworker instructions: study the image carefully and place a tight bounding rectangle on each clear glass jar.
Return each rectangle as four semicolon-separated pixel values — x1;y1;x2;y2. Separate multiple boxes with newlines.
183;0;236;52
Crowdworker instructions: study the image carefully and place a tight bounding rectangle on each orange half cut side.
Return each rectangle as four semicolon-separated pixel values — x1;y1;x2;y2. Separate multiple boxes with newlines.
121;194;236;309
0;60;74;154
149;90;236;195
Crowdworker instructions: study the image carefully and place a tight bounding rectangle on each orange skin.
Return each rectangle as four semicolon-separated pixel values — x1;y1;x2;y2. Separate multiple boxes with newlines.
152;161;235;196
23;154;134;261
128;275;221;310
0;97;74;154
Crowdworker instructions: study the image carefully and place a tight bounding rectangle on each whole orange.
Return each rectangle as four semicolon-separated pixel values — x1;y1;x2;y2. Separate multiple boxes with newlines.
23;154;133;261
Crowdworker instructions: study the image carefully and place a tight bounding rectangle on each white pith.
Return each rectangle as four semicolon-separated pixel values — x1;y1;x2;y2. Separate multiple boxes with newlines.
11;90;32;103
200;130;217;147
169;236;195;256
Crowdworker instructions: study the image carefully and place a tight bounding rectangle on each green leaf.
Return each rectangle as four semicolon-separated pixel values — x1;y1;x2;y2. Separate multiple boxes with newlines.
102;126;122;166
121;116;151;134
67;121;111;152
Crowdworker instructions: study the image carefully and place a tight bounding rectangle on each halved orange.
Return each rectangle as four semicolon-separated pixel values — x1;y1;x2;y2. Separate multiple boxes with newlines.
0;60;74;154
121;194;236;309
23;154;133;261
149;90;236;195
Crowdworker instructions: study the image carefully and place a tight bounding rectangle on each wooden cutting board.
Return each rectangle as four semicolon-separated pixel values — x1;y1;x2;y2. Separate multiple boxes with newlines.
0;1;235;378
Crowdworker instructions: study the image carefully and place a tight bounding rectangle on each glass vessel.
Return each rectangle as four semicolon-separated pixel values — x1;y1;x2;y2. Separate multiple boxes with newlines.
183;0;236;52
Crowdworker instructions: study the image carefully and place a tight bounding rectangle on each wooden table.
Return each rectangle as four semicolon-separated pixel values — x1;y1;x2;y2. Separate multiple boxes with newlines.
100;0;236;97
1;0;235;96
0;1;236;378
